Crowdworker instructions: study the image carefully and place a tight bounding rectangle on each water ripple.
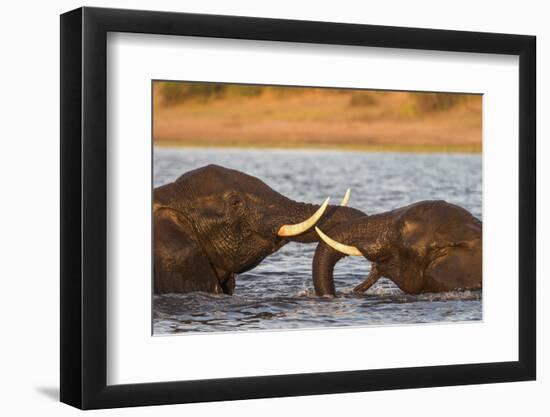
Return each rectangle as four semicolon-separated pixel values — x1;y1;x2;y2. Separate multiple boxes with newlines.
153;148;482;334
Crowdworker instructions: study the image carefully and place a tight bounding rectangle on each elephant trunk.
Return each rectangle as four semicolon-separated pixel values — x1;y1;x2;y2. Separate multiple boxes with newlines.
311;218;372;296
312;241;345;296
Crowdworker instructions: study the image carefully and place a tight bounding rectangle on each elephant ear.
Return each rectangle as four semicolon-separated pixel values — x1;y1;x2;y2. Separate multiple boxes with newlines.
424;240;482;291
154;208;223;294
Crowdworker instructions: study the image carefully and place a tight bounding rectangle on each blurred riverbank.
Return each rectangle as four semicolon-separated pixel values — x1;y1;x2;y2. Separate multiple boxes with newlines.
153;82;482;153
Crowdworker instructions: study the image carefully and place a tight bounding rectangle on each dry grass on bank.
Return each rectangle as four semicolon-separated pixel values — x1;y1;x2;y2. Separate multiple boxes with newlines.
153;83;482;153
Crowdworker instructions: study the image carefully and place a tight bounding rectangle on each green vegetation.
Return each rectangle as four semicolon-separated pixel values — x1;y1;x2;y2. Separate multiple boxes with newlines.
155;140;481;154
160;82;263;104
395;93;468;119
413;93;466;112
349;91;378;107
159;83;468;115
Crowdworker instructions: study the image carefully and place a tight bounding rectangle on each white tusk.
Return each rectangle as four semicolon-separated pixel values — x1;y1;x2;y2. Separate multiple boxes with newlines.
277;197;330;237
315;227;363;256
340;188;351;206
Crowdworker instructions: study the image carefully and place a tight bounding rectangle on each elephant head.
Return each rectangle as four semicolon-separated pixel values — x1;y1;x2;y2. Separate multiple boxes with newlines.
154;164;365;294
311;201;482;296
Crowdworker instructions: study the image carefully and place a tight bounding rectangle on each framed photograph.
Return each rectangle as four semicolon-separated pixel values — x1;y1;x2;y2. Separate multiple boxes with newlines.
60;6;536;409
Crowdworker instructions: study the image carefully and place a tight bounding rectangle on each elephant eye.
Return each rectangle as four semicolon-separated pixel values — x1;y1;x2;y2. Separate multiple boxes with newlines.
225;192;244;209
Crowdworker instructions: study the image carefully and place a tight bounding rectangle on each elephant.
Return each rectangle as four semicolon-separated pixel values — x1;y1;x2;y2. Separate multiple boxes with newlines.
153;164;365;294
312;200;482;296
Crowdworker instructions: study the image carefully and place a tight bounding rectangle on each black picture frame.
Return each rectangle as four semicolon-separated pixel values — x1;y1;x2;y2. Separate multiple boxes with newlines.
60;6;536;410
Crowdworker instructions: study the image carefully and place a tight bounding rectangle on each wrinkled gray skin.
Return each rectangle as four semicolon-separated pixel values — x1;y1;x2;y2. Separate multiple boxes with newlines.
312;200;482;296
154;165;365;294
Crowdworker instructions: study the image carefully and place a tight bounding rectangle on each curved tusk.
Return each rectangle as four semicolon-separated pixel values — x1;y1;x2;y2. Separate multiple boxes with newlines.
277;197;330;237
340;188;351;206
315;227;363;256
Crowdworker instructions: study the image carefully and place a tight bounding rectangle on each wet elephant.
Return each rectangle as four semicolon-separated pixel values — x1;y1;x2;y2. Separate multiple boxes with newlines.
154;164;365;294
312;200;482;296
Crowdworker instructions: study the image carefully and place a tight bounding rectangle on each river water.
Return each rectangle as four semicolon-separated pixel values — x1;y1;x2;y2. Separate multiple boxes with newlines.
153;147;482;334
